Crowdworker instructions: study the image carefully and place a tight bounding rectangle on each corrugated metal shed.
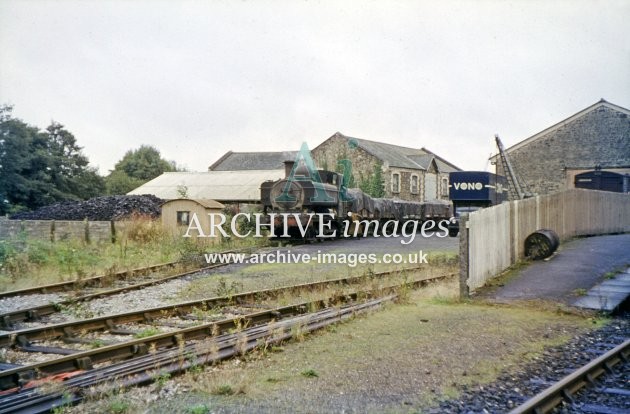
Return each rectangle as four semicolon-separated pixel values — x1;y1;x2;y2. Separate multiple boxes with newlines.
161;199;225;209
128;170;285;202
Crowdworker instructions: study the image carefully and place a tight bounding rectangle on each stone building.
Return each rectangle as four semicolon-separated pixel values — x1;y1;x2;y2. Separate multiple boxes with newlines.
311;132;460;201
493;99;630;197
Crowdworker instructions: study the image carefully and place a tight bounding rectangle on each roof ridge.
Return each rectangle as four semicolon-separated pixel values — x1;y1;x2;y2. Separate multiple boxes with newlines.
224;150;297;154
504;99;630;154
420;147;462;171
208;150;233;171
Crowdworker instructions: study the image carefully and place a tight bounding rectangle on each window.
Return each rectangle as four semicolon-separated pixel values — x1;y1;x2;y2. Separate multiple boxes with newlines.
410;175;419;194
177;211;190;225
392;173;400;193
441;177;449;197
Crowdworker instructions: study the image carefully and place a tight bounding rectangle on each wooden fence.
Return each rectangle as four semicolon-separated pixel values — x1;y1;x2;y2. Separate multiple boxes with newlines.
462;189;630;292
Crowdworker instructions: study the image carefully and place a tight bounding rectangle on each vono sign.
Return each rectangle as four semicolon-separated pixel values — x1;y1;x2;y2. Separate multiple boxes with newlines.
453;182;484;191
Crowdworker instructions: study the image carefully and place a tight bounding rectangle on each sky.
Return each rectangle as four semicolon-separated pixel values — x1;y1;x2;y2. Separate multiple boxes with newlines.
1;0;629;174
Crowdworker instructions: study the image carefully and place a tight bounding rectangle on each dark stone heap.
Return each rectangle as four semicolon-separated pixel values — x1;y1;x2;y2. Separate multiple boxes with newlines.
10;195;163;221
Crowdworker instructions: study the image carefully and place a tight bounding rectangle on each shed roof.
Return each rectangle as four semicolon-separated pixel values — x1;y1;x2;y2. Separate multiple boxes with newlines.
209;150;298;171
161;199;225;209
128;170;285;202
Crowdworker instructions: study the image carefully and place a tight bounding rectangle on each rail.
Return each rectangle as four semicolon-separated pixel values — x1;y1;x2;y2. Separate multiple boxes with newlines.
509;339;630;413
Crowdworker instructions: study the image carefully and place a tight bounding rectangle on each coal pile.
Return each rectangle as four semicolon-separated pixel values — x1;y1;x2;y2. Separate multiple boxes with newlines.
11;195;163;221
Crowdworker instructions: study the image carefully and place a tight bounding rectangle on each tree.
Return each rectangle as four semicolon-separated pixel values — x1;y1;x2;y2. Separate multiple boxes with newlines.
105;170;145;195
0;105;105;215
44;122;105;200
359;162;385;198
106;145;176;194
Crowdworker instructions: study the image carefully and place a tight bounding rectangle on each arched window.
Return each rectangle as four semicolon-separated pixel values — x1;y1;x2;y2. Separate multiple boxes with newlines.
392;173;400;193
410;175;419;194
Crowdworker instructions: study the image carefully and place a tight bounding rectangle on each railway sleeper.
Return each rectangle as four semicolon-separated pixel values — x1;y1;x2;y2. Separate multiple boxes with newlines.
0;316;13;330
61;336;117;346
105;320;138;336
18;345;79;356
601;387;630;397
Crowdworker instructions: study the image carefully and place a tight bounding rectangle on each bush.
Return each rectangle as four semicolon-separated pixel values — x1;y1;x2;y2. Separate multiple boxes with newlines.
123;215;165;243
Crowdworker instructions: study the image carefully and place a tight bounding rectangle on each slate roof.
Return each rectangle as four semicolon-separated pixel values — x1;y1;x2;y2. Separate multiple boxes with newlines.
503;99;630;154
406;154;436;170
322;132;461;172
420;147;461;173
128;170;285;202
209;151;298;171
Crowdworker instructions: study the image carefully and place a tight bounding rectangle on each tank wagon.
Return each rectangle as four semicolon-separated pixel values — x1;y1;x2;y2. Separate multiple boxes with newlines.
260;163;451;240
447;171;508;236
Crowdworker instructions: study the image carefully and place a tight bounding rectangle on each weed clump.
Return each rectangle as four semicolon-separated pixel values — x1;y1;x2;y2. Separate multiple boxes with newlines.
301;368;319;378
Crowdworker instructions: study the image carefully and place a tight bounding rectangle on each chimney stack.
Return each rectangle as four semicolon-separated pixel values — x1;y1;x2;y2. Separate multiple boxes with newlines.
283;160;295;178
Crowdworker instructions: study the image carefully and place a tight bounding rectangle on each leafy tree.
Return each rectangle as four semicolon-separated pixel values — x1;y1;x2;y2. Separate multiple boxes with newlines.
359;162;385;198
105;170;145;195
105;145;176;194
45;122;105;200
0;105;105;215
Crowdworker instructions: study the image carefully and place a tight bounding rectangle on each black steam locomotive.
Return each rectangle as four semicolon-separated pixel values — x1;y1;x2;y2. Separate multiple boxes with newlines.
260;162;452;240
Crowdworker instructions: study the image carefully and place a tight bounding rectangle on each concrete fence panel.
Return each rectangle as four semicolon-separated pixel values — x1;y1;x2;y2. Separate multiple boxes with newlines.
0;219;133;244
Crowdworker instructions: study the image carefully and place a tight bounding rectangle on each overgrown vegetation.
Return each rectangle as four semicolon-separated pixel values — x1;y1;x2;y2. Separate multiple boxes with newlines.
0;216;267;292
134;327;160;339
358;162;385;197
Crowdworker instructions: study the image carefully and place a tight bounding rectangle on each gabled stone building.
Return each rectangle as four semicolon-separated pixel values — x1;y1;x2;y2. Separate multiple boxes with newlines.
311;132;460;201
493;99;630;196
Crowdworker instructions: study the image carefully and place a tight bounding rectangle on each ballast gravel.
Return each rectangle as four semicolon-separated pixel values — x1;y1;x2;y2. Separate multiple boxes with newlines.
434;317;629;413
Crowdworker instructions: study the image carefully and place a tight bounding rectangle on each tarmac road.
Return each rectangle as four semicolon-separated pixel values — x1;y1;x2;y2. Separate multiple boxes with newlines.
486;233;630;304
257;230;459;262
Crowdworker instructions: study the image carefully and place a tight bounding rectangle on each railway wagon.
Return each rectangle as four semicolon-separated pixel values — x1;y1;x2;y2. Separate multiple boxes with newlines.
260;164;451;240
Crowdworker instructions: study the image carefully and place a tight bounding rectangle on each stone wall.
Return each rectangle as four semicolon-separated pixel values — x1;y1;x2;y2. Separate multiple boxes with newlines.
387;167;424;201
498;104;630;196
312;134;432;201
311;135;384;193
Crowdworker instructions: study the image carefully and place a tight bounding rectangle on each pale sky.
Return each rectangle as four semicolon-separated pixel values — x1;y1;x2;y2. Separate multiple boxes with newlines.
1;0;628;174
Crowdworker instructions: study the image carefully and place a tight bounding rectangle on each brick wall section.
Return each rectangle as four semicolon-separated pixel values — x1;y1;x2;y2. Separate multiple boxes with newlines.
498;105;630;196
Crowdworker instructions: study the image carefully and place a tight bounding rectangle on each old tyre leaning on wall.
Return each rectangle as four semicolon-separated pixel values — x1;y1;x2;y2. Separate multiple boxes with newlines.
524;229;560;260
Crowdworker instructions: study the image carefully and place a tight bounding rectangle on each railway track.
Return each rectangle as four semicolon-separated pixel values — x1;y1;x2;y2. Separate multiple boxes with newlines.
0;262;179;299
0;296;391;414
0;249;258;329
510;338;630;414
0;266;443;349
0;247;256;300
0;269;440;413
